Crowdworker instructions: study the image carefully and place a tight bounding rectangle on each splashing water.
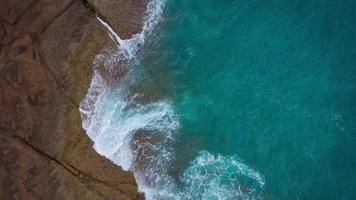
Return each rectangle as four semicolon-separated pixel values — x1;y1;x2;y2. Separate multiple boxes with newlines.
80;0;265;199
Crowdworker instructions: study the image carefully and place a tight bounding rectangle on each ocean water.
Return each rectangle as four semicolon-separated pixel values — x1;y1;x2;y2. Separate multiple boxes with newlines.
81;0;356;199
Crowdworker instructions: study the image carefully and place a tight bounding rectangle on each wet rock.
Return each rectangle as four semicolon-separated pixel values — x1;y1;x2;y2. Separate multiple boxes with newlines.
88;0;149;39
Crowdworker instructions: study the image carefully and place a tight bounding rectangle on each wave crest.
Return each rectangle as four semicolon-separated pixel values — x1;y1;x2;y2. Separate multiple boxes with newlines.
179;151;265;200
79;0;265;199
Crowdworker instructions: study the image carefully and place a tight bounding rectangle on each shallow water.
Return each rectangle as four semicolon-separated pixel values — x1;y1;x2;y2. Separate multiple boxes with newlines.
81;0;356;199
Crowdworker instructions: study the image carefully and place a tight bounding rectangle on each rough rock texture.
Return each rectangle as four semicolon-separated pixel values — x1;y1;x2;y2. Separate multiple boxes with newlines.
0;0;147;199
88;0;149;39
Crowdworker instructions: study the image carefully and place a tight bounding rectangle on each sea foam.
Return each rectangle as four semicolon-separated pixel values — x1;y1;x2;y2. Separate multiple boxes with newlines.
178;151;265;200
79;0;178;196
80;0;264;199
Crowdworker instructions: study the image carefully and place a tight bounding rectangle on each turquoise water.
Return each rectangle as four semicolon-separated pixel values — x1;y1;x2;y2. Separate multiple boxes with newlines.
138;0;356;199
81;0;356;199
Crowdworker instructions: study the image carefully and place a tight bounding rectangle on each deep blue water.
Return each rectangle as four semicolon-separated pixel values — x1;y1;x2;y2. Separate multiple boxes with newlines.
139;0;356;199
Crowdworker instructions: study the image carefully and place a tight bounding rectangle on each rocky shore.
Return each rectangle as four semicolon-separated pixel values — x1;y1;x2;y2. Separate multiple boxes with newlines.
0;0;147;199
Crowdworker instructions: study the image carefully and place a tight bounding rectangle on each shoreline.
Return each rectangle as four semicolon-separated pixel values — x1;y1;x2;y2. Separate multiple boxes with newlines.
0;0;148;199
79;0;170;198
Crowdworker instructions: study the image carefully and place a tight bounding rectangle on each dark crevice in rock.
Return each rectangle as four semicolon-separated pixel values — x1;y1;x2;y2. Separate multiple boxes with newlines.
5;134;131;197
0;0;143;198
37;50;79;107
33;0;76;42
27;95;39;105
80;0;121;42
1;1;37;26
13;0;37;25
81;0;101;17
64;161;132;195
6;134;79;177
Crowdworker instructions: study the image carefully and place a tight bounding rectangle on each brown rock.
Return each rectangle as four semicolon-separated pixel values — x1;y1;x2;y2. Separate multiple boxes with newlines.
88;0;149;39
0;0;147;199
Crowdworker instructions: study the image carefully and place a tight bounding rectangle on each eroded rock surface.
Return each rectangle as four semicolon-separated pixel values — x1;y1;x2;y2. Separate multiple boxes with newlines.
88;0;149;39
0;0;147;199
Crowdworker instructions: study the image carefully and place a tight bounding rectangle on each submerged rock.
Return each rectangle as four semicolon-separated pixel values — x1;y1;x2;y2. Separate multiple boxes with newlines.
0;0;147;199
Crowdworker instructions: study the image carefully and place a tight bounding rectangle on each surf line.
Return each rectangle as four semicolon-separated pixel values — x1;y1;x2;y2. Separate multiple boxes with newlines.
95;15;124;47
82;1;122;45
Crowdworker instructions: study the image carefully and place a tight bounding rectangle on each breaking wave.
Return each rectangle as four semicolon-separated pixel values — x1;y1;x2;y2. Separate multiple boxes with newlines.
144;151;265;200
178;151;265;200
80;0;265;199
80;0;178;197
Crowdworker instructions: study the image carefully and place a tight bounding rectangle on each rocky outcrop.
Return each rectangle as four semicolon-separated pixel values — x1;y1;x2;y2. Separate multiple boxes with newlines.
0;0;147;199
87;0;149;39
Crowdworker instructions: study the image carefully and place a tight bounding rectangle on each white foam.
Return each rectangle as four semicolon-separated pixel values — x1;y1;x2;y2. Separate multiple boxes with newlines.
80;0;175;197
80;0;266;199
96;15;124;47
144;151;265;200
124;0;166;58
95;0;166;60
86;86;177;171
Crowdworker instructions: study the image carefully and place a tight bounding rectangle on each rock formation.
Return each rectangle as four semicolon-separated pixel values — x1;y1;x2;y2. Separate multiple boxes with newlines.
0;0;147;199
